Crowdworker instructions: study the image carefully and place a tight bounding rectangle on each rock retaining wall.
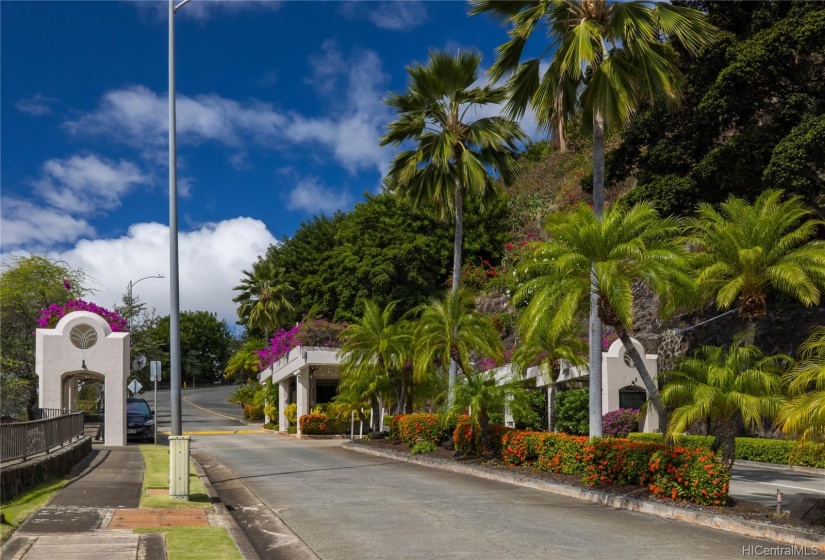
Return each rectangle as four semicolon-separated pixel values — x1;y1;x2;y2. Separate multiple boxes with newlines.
1;437;91;501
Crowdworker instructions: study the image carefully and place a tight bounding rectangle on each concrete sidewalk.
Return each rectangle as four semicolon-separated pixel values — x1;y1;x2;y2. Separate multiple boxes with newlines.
1;443;166;560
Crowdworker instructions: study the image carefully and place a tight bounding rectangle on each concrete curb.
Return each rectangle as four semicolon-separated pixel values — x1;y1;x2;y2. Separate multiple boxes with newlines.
190;455;259;560
263;430;349;440
735;459;825;476
343;442;825;551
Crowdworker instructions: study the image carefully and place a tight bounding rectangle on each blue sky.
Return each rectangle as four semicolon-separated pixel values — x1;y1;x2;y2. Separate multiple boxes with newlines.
2;0;544;324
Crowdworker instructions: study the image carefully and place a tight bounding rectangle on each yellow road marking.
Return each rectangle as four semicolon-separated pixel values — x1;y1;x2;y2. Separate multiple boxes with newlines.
158;430;266;435
182;394;247;423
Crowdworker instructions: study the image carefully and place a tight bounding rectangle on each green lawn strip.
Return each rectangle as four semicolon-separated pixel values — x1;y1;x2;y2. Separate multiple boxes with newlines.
134;527;242;560
138;444;211;509
0;478;68;544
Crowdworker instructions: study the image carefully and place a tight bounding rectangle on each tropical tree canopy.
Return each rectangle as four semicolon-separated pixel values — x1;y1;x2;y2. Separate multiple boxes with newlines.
661;337;786;465
471;0;717;144
686;190;825;325
413;289;503;383
778;327;825;441
232;260;294;339
381;49;525;293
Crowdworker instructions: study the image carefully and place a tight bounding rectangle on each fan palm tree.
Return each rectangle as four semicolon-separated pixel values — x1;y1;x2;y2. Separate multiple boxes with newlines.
451;369;530;456
413;289;504;386
686;190;825;345
777;327;825;442
512;328;587;432
339;300;413;415
662;337;786;466
232;260;294;341
472;0;717;438
513;202;693;430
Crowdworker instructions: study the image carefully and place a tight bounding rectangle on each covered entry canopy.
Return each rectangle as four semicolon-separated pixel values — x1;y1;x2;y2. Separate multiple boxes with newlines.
36;311;130;446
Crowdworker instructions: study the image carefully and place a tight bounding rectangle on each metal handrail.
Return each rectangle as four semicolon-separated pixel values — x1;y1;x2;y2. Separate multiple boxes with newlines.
0;412;85;463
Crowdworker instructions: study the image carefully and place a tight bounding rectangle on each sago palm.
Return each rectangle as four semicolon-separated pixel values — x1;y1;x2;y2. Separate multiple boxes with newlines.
513;202;693;429
778;327;825;442
473;0;716;438
686;190;825;345
339;300;413;415
662;337;786;466
512;327;586;432
413;289;503;386
450;369;530;456
232;260;294;341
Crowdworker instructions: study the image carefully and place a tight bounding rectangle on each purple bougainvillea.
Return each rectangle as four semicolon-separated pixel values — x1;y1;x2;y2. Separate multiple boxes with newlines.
602;408;641;438
37;299;128;333
256;317;346;371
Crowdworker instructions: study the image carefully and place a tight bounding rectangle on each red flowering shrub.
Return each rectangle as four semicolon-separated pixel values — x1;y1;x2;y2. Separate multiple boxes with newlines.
389;414;404;442
397;414;451;446
299;413;328;435
647;446;730;506
583;438;659;487
534;433;590;475
453;416;474;452
452;417;512;456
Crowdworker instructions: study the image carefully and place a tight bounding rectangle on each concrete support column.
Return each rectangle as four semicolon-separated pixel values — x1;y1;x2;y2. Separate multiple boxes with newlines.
278;379;289;432
67;378;78;411
295;372;309;434
504;393;514;429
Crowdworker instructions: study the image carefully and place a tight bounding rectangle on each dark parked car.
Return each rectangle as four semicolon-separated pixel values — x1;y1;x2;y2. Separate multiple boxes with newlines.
126;397;155;442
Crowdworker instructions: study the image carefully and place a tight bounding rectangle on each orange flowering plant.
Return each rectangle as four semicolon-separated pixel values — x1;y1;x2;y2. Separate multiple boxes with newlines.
299;413;328;435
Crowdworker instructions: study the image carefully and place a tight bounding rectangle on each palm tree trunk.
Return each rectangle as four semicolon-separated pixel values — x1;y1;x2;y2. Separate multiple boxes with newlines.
713;417;737;467
398;373;405;415
447;179;464;407
477;408;493;457
588;110;606;440
617;328;667;432
743;321;757;346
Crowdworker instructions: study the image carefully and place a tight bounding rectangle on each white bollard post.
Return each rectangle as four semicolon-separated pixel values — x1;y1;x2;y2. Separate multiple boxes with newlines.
379;407;385;432
359;408;364;439
350;411;355;440
370;408;374;432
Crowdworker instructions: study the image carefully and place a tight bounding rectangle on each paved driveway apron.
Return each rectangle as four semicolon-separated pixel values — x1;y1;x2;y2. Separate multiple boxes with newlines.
192;434;786;560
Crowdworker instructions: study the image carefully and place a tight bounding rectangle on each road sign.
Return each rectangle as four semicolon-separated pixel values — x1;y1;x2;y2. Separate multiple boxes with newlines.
150;361;162;382
128;379;143;395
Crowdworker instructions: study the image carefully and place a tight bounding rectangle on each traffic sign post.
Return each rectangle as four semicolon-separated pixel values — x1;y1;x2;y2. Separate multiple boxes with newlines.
150;361;161;444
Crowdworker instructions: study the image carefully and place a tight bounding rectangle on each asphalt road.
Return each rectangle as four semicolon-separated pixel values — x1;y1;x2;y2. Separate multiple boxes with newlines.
143;386;818;559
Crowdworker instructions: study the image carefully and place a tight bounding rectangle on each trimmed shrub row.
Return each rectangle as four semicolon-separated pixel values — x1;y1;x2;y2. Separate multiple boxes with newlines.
392;413;455;446
627;433;825;469
499;430;730;506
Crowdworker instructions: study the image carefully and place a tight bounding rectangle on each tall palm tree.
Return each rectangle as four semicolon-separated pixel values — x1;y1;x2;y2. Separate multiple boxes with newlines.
339;300;413;415
413;289;504;386
778;327;825;442
450;369;530;456
662;337;786;466
686;190;825;345
512;328;586;432
472;0;717;438
381;50;525;401
513;202;693;430
232;260;294;341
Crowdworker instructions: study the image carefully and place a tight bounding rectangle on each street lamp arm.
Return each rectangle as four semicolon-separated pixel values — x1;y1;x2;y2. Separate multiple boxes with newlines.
174;0;193;12
130;274;165;290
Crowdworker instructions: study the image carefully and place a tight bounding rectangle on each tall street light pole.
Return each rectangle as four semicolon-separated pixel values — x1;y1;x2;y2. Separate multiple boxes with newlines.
127;275;165;331
169;0;192;436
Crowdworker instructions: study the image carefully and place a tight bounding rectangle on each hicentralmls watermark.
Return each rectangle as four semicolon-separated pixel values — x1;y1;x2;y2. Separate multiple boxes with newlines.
743;546;820;557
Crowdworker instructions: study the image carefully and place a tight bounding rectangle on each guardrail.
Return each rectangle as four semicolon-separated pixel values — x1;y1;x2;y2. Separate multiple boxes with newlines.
1;411;85;463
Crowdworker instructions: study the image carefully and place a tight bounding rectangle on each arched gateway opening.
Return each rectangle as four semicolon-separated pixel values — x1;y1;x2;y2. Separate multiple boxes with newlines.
36;311;129;446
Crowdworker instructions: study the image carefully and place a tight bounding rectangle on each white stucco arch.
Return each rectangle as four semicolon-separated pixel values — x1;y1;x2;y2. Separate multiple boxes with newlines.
36;311;130;446
602;338;659;433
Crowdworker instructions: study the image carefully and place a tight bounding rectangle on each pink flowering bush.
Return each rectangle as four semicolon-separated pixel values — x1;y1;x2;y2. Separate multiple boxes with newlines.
602;408;641;438
37;300;128;333
257;317;346;370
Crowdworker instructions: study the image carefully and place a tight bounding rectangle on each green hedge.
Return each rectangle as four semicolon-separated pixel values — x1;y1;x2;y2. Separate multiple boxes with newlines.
627;433;825;469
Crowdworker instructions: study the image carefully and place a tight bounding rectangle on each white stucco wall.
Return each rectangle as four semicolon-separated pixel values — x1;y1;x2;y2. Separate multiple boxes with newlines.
602;338;659;433
36;311;130;446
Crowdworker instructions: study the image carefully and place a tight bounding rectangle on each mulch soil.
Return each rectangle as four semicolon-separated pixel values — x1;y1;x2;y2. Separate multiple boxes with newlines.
353;438;824;535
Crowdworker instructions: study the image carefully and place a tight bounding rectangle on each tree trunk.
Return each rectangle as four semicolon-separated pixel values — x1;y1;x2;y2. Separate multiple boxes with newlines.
397;373;405;415
588;110;606;440
477;408;493;457
743;321;757;346
447;179;464;408
617;328;667;432
713;417;737;467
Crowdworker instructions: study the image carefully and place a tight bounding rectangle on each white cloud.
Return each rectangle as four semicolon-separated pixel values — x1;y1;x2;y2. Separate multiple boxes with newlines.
64;42;394;176
33;155;150;213
133;0;283;22
339;1;427;31
286;176;351;214
15;94;57;116
1;197;95;249
53;217;276;324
